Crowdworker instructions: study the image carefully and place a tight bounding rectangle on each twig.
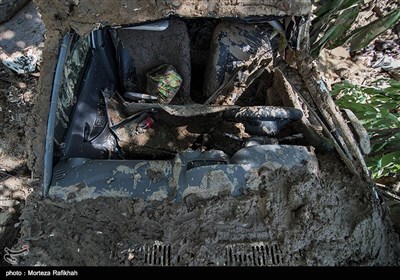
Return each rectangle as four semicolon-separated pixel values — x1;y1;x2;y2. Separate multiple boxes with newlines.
376;183;400;202
370;128;400;142
369;145;400;157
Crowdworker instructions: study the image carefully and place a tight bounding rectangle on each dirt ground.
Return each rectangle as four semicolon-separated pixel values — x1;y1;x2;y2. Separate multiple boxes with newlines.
11;155;400;266
0;0;400;266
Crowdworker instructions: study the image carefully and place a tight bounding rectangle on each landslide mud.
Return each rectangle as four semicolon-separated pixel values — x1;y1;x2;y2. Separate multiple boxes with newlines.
12;0;399;267
14;155;400;266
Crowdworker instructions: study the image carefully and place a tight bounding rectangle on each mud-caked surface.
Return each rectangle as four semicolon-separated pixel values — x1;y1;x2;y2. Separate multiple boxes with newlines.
2;0;400;268
0;2;41;263
35;0;311;37
14;155;399;266
0;0;29;24
0;65;34;173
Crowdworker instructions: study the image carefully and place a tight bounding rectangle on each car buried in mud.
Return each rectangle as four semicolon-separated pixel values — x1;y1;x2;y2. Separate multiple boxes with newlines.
25;0;399;266
42;2;318;200
44;16;314;201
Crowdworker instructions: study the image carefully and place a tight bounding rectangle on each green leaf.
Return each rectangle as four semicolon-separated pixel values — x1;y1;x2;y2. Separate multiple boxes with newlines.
373;142;389;153
314;0;362;17
349;9;400;51
314;0;346;17
388;79;400;88
380;103;399;111
312;6;360;57
311;14;333;44
363;87;384;95
333;78;400;178
326;6;360;49
387;113;400;123
338;102;377;113
340;0;364;10
380;151;400;168
311;24;338;57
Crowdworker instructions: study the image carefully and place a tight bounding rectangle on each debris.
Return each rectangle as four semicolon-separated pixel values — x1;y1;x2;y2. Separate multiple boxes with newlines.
135;116;155;135
138;116;154;130
372;55;400;70
146;64;182;104
123;91;158;102
128;252;135;261
2;48;41;75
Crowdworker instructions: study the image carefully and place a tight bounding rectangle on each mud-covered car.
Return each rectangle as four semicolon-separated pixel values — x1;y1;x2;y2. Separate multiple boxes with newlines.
41;0;369;198
44;15;315;200
21;0;399;266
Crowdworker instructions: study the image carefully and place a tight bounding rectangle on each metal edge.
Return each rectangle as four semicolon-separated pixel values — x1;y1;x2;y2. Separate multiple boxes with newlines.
42;34;75;197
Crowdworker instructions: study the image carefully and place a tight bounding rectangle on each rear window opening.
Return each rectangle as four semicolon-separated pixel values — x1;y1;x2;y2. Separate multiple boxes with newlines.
51;16;303;165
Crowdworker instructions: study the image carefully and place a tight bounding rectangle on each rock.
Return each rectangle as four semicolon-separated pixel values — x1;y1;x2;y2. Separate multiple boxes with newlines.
2;47;41;74
372;55;400;71
0;0;30;24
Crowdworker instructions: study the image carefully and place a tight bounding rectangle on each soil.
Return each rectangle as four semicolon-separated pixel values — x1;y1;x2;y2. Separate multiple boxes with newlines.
317;0;400;88
12;156;400;266
0;0;29;24
0;0;399;267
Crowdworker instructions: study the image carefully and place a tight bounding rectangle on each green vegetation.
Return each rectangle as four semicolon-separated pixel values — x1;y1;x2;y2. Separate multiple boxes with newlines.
310;1;400;179
311;0;400;58
331;79;400;178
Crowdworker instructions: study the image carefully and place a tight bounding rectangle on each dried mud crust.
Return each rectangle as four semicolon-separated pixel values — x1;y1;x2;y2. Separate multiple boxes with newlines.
0;0;29;24
12;0;398;266
0;64;35;265
14;155;399;266
0;64;37;172
35;0;311;36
